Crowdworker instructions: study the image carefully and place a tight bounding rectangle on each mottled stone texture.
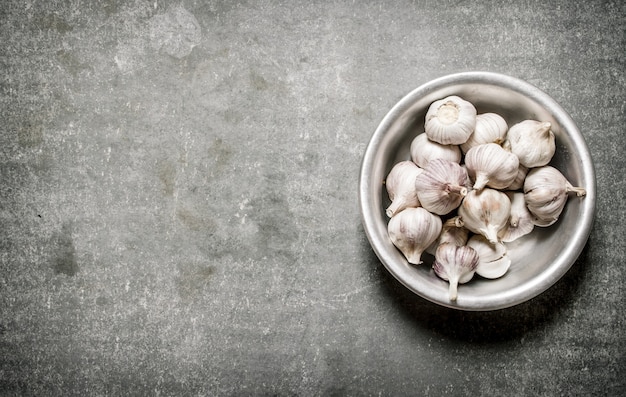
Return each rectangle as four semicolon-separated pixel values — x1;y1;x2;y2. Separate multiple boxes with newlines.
1;0;624;396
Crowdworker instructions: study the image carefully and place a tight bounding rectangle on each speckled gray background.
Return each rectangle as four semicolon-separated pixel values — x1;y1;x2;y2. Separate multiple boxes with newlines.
1;0;624;396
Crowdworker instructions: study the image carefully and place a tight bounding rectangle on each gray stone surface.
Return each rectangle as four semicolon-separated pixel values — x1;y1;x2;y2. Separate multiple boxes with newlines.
1;0;624;395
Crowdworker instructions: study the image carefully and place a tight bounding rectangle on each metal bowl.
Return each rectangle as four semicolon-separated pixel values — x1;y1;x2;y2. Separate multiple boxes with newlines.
359;72;596;311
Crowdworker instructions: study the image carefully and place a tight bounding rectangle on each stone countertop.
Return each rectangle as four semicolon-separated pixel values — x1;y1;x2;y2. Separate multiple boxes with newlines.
1;1;624;395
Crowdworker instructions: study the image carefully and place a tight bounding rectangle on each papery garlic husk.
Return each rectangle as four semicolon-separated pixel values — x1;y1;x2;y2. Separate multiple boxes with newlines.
460;113;508;154
433;243;479;301
426;216;468;256
415;159;469;215
458;188;511;245
506;164;529;190
388;207;443;265
410;133;462;168
499;191;534;242
385;161;424;218
523;166;586;227
465;143;520;190
467;234;511;279
506;120;556;168
424;95;477;145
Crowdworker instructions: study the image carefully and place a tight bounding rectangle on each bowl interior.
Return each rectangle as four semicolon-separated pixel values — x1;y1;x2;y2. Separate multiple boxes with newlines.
359;72;595;310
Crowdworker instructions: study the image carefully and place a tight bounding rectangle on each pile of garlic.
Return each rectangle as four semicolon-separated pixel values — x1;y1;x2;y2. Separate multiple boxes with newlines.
385;95;587;301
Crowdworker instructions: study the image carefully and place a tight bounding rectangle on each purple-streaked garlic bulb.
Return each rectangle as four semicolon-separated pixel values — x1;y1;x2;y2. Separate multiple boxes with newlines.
387;207;442;265
433;243;479;301
385;161;424;218
523;166;587;227
415;159;469;215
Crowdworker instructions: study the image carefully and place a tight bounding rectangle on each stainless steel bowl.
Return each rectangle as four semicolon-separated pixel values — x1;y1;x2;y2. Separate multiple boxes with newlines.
359;72;596;311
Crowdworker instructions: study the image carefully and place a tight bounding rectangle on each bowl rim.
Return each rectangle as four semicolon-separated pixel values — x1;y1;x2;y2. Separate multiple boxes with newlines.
358;71;596;311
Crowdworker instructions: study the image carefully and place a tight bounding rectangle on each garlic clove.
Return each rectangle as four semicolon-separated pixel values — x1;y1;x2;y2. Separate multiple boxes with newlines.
426;216;468;255
499;191;534;242
460;113;508;154
506;120;556;168
467;234;511;279
424;95;477;145
385;161;424;218
458;188;511;245
465;143;520;191
415;159;469;215
523;165;586;227
433;243;479;301
388;207;442;265
410;133;462;168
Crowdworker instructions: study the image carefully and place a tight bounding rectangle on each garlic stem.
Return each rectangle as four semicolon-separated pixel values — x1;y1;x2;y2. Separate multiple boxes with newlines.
445;183;468;196
448;274;459;301
473;173;489;190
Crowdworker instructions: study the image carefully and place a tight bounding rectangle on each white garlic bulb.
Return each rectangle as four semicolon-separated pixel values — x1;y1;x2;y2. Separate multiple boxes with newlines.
499;191;534;242
465;143;520;190
410;133;461;168
466;235;511;279
460;113;508;154
506;164;529;190
523;166;586;227
458;188;511;245
506;120;556;168
433;243;479;301
415;159;469;215
385;161;423;218
424;95;477;145
388;207;442;265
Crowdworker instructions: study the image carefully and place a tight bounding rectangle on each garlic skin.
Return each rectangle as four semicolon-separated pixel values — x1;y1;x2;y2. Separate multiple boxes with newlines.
499;191;534;242
460;113;508;154
506;120;556;168
523;166;586;227
467;234;511;279
410;133;461;168
458;188;511;245
385;161;423;218
415;159;469;215
425;95;477;145
388;207;442;265
506;164;529;190
465;143;520;190
433;243;479;301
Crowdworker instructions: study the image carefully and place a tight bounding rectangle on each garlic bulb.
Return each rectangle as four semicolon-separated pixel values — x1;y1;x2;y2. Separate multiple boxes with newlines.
460;113;508;154
385;161;423;218
506;120;556;168
388;207;442;265
424;95;477;145
415;159;469;215
499;191;534;242
506;164;529;190
465;143;520;190
433;243;479;301
410;133;461;168
467;235;511;279
426;216;468;256
458;188;511;245
523;166;586;227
